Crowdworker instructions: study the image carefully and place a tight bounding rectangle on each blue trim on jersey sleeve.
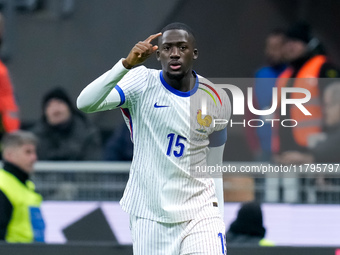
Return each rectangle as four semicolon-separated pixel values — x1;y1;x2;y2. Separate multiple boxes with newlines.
160;71;199;97
208;128;227;147
115;85;125;107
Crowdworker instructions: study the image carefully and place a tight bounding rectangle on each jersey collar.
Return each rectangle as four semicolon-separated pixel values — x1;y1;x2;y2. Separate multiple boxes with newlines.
160;71;199;97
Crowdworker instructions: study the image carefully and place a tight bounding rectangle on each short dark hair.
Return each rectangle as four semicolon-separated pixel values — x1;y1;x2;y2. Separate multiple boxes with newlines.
161;22;196;39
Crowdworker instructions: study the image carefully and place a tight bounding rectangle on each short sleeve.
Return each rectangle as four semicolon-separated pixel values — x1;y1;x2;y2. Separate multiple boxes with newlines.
116;65;149;108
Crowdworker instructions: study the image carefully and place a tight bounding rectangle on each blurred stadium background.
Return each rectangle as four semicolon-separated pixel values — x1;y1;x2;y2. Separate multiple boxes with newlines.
3;0;340;160
0;0;339;254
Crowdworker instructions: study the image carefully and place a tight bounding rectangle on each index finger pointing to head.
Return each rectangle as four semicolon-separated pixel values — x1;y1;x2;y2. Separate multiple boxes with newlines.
145;32;162;44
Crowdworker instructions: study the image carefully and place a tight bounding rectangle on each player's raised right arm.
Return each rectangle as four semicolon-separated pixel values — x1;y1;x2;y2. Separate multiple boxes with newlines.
77;33;161;113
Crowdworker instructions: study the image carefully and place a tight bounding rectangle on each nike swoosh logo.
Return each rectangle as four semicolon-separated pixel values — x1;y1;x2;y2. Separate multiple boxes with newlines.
154;103;169;108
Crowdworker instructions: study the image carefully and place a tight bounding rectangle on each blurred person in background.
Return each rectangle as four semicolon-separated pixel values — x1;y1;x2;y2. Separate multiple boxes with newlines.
246;29;286;162
273;21;340;162
226;201;274;246
0;131;45;243
278;82;340;164
0;13;20;154
30;87;102;161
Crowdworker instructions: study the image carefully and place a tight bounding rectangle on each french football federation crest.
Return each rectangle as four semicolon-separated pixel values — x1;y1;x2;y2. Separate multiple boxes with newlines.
196;109;212;133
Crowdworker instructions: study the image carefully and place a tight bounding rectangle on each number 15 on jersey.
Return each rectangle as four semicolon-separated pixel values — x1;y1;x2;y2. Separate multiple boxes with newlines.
166;133;187;158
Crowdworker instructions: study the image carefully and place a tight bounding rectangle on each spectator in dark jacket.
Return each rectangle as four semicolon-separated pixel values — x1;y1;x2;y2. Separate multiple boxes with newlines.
30;87;102;161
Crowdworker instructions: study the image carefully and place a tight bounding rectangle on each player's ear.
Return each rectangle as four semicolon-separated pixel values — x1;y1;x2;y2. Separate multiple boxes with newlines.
156;50;160;61
193;49;198;60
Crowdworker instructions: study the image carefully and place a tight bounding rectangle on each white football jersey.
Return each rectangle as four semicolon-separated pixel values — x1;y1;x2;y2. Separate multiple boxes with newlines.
116;65;231;223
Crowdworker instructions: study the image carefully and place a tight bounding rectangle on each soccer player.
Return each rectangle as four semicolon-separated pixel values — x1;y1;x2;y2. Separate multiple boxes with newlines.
77;23;231;254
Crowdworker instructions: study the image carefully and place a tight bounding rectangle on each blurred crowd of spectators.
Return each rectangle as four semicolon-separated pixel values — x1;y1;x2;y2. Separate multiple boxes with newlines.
248;21;340;165
1;84;133;161
1;18;339;164
246;21;340;204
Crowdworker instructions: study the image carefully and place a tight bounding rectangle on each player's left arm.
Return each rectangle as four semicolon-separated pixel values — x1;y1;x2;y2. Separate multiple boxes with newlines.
207;87;231;217
207;136;226;217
